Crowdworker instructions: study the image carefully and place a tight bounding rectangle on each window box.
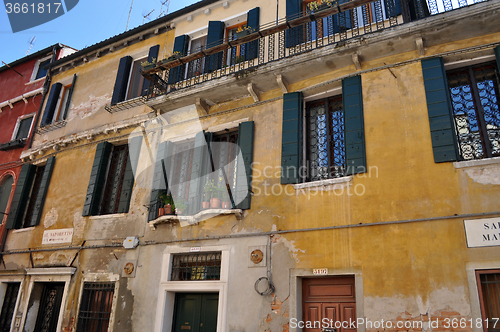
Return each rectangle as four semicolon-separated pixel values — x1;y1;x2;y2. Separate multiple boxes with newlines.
0;139;25;151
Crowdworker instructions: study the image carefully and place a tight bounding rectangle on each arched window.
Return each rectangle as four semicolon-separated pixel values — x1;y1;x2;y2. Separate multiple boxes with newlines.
0;175;14;219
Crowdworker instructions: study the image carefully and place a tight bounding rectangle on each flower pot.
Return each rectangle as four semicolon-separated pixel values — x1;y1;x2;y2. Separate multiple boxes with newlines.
236;29;252;39
167;54;181;62
176;209;184;215
202;201;210;209
210;198;221;209
158;207;165;216
165;204;173;215
221;201;231;209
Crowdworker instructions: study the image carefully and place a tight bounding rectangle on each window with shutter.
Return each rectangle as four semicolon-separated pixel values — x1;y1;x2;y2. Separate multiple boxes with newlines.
41;75;77;127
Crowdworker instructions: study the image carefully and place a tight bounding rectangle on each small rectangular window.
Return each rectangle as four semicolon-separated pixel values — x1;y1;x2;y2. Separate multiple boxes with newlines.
171;252;222;281
15;116;34;140
126;58;147;100
76;282;115;332
35;58;51;80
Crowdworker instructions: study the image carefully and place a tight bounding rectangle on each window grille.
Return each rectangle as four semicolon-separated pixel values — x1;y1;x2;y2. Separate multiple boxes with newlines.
0;283;20;332
447;61;500;161
306;95;345;182
76;282;115;332
171;252;222;281
479;273;500;332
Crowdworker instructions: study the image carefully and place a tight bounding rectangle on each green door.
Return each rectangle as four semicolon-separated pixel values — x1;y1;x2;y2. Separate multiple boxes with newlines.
173;293;219;332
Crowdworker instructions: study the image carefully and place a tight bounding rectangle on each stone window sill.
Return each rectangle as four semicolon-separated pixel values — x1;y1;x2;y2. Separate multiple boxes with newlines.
292;176;353;191
453;157;500;169
149;209;242;230
11;227;35;233
88;213;128;220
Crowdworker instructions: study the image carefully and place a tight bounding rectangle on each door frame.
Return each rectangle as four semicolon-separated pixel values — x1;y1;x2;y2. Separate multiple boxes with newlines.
289;268;364;332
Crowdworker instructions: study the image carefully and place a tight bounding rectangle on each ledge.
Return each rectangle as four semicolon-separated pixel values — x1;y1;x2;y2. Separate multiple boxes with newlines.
149;209;242;230
37;120;67;134
88;213;127;220
26;267;76;275
292;176;353;190
453;157;500;169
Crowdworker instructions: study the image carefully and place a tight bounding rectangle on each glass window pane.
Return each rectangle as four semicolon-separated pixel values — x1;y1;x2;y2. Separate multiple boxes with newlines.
127;58;146;100
35;59;51;80
0;176;14;216
15;117;33;140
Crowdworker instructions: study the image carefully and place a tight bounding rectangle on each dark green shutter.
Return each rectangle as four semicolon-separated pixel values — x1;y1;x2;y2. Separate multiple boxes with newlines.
245;8;260;61
62;75;77;121
281;92;303;184
41;83;62;126
384;0;402;16
206;21;225;72
28;157;55;227
286;0;303;47
333;0;352;33
495;46;500;73
82;142;112;216
187;132;209;215
236;121;255;210
168;37;190;85
421;58;459;162
142;45;160;96
5;164;36;229
117;136;143;214
111;56;133;105
343;75;366;175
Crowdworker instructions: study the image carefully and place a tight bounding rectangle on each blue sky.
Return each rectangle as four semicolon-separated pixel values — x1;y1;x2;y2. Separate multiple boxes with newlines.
0;0;198;64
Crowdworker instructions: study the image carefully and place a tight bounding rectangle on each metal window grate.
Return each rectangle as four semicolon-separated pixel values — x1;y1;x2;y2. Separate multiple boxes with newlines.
171;252;222;281
480;273;500;332
76;282;115;332
306;95;345;182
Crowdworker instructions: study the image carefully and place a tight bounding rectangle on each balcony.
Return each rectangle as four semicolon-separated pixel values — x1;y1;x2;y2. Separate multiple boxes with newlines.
142;0;492;112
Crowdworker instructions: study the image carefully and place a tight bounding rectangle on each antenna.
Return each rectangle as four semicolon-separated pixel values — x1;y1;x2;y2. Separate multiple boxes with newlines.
126;0;134;31
142;9;155;24
26;36;36;55
158;0;169;18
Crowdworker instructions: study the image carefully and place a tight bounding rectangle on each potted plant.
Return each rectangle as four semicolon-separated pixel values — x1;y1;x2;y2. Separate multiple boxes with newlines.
204;179;222;209
202;192;210;209
236;25;254;39
159;192;174;215
141;58;157;71
167;51;182;62
175;201;187;215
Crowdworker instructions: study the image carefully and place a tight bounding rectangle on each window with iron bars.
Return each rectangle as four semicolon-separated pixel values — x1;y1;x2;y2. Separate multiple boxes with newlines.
76;282;115;332
306;95;345;182
447;61;500;161
171;252;222;281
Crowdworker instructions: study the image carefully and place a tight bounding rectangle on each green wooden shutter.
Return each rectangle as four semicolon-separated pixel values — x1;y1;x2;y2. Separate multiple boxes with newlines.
117;136;143;214
495;46;500;72
28;157;56;227
333;0;352;33
82;142;112;216
286;0;303;47
384;0;402;16
421;57;459;163
187;132;208;215
5;164;36;229
245;8;260;61
206;22;225;72
343;75;367;175
235;121;255;210
41;83;62;126
61;75;77;121
168;36;189;85
281;92;303;184
111;56;133;105
142;45;160;96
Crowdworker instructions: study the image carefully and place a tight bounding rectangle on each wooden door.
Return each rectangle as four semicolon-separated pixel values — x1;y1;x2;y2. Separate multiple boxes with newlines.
172;293;219;332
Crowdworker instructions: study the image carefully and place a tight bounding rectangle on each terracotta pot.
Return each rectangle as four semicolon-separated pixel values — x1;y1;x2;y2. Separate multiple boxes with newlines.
158;207;165;216
165;204;173;215
202;201;210;209
176;209;184;215
210;198;221;209
222;201;231;209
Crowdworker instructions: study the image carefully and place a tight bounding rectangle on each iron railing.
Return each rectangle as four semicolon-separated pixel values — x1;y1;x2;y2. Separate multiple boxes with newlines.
143;0;488;100
171;252;222;281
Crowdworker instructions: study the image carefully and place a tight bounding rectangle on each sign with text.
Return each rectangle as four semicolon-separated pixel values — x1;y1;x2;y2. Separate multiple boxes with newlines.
313;268;328;275
42;228;73;245
464;217;500;248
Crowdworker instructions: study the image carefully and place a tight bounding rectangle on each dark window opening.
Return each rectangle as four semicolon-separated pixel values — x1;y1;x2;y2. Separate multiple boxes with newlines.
126;58;147;100
447;61;500;161
171;252;222;281
100;145;129;215
15;117;33;140
35;59;51;80
306;95;345;182
23;165;45;228
0;283;20;332
76;282;115;332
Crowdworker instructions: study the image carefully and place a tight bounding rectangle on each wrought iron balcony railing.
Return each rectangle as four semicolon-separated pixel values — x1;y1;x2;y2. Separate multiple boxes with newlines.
142;0;488;101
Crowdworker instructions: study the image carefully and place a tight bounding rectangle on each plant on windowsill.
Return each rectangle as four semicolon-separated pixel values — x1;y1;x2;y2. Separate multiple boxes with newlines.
306;0;335;14
204;179;223;209
159;192;175;215
235;25;254;39
141;58;157;71
175;201;187;215
233;55;246;64
167;51;182;62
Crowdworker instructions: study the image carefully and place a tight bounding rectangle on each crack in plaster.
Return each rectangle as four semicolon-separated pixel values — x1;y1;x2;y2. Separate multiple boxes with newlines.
273;235;305;263
71;93;111;120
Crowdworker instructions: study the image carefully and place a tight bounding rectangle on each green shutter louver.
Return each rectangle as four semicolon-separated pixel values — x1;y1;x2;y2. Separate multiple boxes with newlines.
41;83;62;126
82;142;112;216
281;92;303;184
343;75;367;175
117;136;143;214
187;132;209;215
5;164;36;229
111;56;133;105
235;121;255;210
142;45;160;96
333;0;353;32
384;0;402;16
421;57;459;163
168;36;190;85
245;8;260;61
206;21;225;72
286;0;303;47
28;157;56;227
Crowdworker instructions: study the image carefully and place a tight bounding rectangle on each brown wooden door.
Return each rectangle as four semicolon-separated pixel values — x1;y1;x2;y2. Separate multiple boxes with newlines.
303;276;356;332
